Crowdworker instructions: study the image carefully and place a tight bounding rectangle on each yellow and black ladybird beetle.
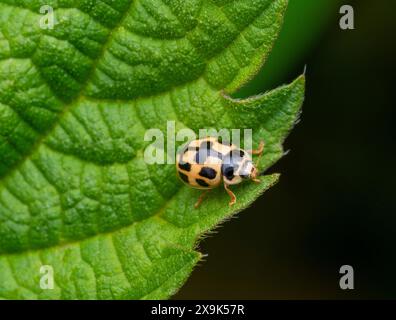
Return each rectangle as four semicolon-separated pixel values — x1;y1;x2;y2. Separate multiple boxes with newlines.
176;137;265;208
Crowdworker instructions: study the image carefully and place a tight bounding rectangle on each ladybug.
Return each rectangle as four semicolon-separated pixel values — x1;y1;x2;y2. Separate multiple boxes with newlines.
176;137;265;208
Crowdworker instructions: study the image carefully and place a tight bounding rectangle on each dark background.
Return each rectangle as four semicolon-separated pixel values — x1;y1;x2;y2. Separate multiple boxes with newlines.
175;0;396;299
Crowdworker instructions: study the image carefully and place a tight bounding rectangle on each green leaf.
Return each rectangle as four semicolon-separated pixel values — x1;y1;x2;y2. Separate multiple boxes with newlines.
0;0;304;299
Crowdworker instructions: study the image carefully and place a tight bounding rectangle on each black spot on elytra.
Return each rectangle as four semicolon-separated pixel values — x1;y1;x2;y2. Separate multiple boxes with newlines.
217;137;231;145
195;147;223;164
201;140;213;149
222;164;235;181
178;172;189;183
199;167;217;179
195;151;204;164
178;162;191;172
183;146;199;154
196;179;209;187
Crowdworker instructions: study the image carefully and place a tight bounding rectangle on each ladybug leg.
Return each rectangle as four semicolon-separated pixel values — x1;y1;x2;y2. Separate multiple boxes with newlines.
251;167;262;183
194;190;210;209
224;183;236;206
249;140;265;172
249;140;265;156
248;141;265;183
252;177;261;183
